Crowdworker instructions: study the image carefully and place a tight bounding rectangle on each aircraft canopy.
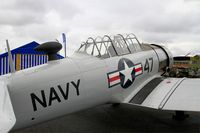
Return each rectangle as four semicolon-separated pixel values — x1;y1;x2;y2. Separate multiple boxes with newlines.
78;34;142;58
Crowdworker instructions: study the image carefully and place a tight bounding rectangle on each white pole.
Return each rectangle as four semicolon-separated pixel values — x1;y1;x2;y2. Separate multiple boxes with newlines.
6;40;15;73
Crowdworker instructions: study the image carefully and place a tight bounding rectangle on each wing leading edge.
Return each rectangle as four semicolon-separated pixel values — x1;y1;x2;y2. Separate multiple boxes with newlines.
0;80;16;133
128;77;200;112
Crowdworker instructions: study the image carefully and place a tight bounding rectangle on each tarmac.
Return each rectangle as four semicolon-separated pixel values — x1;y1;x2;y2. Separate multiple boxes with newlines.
11;104;200;133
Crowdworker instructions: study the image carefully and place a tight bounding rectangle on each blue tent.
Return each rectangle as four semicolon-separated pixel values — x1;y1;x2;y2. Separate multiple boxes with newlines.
0;41;63;75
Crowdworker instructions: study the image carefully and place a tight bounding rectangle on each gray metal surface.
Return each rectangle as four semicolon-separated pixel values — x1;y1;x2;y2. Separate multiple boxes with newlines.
164;78;200;111
11;104;200;133
130;77;164;104
140;78;200;112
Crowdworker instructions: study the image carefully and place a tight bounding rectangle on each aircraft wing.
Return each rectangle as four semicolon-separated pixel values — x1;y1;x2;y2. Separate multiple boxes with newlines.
128;77;200;112
0;80;16;133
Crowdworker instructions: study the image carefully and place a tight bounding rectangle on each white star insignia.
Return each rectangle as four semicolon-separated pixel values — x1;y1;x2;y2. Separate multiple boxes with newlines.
120;61;133;86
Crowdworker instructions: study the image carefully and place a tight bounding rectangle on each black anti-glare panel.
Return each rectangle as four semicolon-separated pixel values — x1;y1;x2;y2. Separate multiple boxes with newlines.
130;77;163;104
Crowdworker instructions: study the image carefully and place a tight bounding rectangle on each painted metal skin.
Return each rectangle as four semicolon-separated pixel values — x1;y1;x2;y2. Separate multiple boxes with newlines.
0;34;175;132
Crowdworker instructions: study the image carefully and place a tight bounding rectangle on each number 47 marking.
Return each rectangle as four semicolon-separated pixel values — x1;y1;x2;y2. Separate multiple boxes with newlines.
144;58;153;73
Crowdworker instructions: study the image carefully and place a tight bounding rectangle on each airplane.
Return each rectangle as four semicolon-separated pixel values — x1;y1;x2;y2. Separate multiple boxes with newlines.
1;33;200;132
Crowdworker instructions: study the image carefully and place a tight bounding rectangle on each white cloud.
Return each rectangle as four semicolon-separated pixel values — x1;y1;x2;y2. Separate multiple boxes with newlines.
0;0;200;56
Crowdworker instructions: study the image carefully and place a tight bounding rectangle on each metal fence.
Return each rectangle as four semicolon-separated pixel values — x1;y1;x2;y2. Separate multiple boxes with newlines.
0;54;48;75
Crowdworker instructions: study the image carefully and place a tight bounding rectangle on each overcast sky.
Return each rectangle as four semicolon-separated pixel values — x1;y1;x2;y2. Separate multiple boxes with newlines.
0;0;200;56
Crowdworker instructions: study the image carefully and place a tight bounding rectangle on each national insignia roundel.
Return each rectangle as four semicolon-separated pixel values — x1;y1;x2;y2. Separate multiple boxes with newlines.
107;58;143;89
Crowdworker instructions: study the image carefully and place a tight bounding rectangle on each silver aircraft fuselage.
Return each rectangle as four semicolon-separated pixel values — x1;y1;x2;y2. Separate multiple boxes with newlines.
1;42;173;130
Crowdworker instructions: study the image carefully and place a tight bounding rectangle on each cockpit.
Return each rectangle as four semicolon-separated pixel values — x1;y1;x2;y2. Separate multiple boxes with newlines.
77;34;142;59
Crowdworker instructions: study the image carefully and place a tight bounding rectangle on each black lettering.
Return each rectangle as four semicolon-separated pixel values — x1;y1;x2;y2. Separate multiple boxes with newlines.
31;79;81;111
31;90;47;112
149;57;153;72
71;79;80;96
144;59;150;73
49;87;61;106
58;83;69;100
144;58;154;73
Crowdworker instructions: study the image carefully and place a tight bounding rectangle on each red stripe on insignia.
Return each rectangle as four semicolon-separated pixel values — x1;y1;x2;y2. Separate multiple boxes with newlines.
135;67;142;72
109;75;120;82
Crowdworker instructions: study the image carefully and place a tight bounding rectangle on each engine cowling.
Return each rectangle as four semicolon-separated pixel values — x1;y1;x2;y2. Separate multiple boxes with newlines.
150;44;173;71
